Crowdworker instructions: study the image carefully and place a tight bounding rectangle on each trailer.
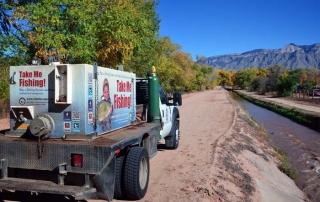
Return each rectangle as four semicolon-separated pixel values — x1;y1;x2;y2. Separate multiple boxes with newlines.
0;63;182;201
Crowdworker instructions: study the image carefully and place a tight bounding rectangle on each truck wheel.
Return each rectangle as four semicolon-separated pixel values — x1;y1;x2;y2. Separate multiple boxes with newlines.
171;119;180;149
165;119;180;149
123;147;149;200
114;154;125;199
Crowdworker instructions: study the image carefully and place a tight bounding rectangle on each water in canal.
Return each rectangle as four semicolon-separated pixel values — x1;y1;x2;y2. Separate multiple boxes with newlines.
229;92;320;201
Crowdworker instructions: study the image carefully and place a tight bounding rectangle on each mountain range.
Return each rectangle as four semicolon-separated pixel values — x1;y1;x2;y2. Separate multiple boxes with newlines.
198;43;320;70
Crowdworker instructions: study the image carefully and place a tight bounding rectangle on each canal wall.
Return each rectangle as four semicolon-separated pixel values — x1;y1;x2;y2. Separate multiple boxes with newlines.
213;90;308;202
234;90;320;132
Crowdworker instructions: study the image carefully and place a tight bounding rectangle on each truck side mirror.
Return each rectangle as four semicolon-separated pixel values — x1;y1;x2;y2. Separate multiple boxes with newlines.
173;92;182;106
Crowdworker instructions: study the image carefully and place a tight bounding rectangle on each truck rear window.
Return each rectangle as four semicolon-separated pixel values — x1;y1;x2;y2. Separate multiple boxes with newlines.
136;79;148;105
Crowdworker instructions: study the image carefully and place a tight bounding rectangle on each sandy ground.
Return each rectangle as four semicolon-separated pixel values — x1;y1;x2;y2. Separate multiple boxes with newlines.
123;89;235;202
0;89;309;202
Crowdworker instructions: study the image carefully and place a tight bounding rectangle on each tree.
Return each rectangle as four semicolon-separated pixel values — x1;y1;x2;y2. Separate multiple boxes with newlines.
265;65;287;92
217;69;233;86
198;65;213;90
0;66;9;103
13;0;159;68
0;1;11;35
251;68;269;92
251;76;267;92
277;70;298;97
0;0;32;66
157;50;194;92
205;70;218;89
157;57;185;92
233;68;257;89
171;51;194;89
96;0;160;69
196;55;206;62
192;63;206;91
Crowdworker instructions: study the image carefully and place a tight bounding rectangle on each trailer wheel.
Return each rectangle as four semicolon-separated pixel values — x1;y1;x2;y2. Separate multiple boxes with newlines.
165;118;180;149
114;154;125;199
123;147;149;200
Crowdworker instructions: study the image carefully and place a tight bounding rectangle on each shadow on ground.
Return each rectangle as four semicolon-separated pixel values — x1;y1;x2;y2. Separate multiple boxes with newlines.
0;191;86;202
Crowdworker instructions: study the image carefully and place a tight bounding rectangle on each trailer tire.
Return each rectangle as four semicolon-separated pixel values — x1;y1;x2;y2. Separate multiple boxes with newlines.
165;118;180;149
114;154;125;199
123;147;149;200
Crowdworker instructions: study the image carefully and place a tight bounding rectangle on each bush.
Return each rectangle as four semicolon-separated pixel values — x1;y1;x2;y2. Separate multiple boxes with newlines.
276;73;298;97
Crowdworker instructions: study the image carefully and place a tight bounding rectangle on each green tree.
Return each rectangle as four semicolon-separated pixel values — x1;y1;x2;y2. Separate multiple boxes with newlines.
143;37;188;92
157;57;185;92
0;0;32;66
0;66;9;103
251;68;269;92
192;63;205;91
265;65;287;92
158;50;194;92
0;1;12;35
276;70;298;97
251;76;267;92
234;68;257;89
14;0;159;68
193;64;213;90
96;0;159;69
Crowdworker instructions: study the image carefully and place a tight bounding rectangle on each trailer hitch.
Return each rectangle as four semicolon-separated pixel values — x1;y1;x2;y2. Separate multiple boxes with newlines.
58;163;67;185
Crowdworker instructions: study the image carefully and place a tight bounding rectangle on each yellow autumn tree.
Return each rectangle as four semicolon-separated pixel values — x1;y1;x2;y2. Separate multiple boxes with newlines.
217;69;234;86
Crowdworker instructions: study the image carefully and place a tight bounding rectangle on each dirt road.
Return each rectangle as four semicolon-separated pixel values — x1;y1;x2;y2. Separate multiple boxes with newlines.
117;89;235;202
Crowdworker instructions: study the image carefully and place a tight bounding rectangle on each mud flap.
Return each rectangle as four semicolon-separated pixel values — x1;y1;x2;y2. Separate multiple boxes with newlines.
93;155;116;201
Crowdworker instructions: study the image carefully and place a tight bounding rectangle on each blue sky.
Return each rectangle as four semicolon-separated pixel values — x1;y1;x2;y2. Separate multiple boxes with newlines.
156;0;320;60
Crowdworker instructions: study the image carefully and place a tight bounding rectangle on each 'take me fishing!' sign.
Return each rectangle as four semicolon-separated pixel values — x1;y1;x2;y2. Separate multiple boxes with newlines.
19;70;46;88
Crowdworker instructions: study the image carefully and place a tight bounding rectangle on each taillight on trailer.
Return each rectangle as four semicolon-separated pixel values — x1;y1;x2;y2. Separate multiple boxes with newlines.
71;153;83;168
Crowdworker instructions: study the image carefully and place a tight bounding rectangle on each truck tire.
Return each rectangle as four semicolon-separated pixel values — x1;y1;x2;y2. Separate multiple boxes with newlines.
165;118;180;149
123;147;149;200
114;154;125;199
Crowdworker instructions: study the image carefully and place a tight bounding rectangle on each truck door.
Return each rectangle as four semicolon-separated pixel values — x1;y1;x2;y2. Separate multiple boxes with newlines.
159;87;172;138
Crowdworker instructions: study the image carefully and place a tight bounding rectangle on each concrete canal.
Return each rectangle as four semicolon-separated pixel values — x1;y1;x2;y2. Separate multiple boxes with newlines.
229;92;320;201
